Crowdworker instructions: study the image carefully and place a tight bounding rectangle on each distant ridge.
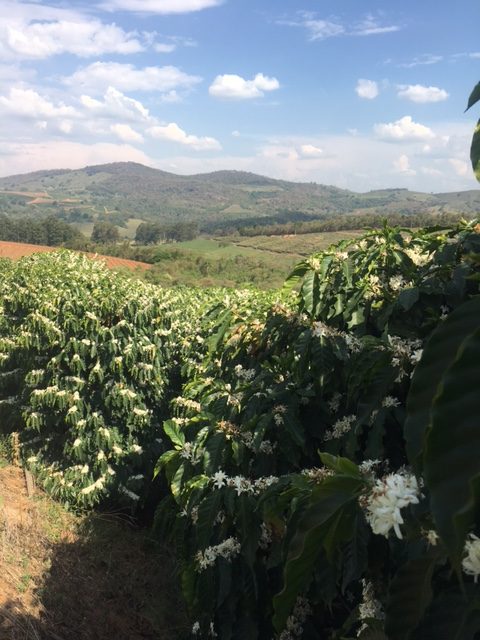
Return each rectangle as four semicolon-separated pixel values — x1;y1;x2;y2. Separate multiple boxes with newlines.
0;161;479;228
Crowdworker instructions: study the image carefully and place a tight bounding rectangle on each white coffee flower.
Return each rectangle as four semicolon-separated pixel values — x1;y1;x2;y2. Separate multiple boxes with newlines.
462;533;480;582
363;471;420;539
212;470;228;489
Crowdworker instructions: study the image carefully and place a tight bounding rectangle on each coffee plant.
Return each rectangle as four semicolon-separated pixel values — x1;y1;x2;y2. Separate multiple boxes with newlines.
156;219;480;639
0;251;274;508
0;82;479;640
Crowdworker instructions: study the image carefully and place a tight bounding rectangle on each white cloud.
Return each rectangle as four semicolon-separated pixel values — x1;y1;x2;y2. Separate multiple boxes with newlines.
421;167;443;177
0;63;36;87
1;121;475;193
0;141;152;177
58;120;74;134
99;0;222;13
279;12;399;41
374;116;435;142
449;158;469;176
209;73;279;100
80;87;151;121
0;87;78;119
356;79;379;99
154;42;176;53
0;4;145;60
159;90;181;103
299;144;323;157
110;123;144;143
147;122;221;150
299;19;344;41
397;54;443;68
393;154;416;175
65;62;201;94
397;84;449;103
353;16;400;36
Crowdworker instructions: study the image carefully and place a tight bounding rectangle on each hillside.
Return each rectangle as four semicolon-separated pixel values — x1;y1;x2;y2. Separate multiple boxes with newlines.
0;240;151;272
0;162;479;231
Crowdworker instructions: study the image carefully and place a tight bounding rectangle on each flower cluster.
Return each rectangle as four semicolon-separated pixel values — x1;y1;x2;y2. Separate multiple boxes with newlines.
324;414;356;440
278;597;313;640
462;533;480;583
388;335;423;380
195;537;241;571
362;471;420;539
211;470;279;495
357;579;385;637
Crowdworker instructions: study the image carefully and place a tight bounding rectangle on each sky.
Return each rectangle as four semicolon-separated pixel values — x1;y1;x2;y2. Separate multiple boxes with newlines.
0;0;479;192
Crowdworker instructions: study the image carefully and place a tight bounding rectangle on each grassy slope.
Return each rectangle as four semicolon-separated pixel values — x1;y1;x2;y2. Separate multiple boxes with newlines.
0;456;186;640
145;239;294;288
142;232;363;288
225;230;364;256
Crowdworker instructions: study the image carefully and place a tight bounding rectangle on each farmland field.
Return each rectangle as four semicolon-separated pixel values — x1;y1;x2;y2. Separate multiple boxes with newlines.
225;230;365;256
0;240;152;272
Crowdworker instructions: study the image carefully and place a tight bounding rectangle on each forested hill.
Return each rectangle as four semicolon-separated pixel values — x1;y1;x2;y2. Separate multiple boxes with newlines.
0;161;479;228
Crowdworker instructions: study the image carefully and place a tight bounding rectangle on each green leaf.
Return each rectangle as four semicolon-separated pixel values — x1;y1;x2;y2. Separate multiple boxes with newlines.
206;309;233;354
163;419;185;448
322;502;356;561
284;260;310;289
153;449;178;478
412;589;476;640
301;270;317;316
397;287;419;311
170;463;185;499
319;452;362;478
203;432;225;475
341;514;369;591
424;326;480;562
466;81;480;111
471;118;480;182
216;560;232;608
385;555;436;640
272;475;362;631
405;296;480;471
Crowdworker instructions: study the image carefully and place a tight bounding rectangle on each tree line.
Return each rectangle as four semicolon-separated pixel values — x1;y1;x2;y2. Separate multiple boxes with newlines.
225;210;465;237
0;214;83;246
135;221;199;243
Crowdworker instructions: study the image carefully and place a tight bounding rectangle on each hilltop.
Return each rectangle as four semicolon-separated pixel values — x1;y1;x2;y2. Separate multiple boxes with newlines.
0;162;479;232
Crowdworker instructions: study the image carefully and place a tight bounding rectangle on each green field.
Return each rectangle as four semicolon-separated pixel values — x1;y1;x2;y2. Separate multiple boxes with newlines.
145;237;299;288
225;230;364;257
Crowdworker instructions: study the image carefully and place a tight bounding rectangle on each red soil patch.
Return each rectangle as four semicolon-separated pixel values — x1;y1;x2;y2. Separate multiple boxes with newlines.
0;241;151;272
27;198;54;205
0;191;49;199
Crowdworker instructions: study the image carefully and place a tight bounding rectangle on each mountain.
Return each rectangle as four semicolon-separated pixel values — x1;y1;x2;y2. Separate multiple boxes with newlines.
0;162;479;231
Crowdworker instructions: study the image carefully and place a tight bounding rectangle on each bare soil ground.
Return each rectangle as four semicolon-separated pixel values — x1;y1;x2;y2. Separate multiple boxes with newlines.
0;241;151;272
0;462;186;640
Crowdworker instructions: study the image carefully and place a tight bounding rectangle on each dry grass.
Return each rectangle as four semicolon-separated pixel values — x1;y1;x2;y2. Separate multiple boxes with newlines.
0;464;187;640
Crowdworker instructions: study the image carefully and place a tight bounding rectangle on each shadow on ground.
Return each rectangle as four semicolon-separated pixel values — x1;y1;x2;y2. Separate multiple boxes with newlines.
0;465;187;640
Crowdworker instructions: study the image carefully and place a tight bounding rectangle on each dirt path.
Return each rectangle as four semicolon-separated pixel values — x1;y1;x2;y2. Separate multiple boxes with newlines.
0;463;186;639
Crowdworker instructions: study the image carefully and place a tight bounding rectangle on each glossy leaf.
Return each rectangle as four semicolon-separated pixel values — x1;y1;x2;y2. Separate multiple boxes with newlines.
466;81;480;111
273;475;362;631
405;296;480;470
424;326;480;561
385;555;436;639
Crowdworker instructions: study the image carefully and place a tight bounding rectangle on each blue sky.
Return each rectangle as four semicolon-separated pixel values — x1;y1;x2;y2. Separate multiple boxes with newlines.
0;0;479;192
